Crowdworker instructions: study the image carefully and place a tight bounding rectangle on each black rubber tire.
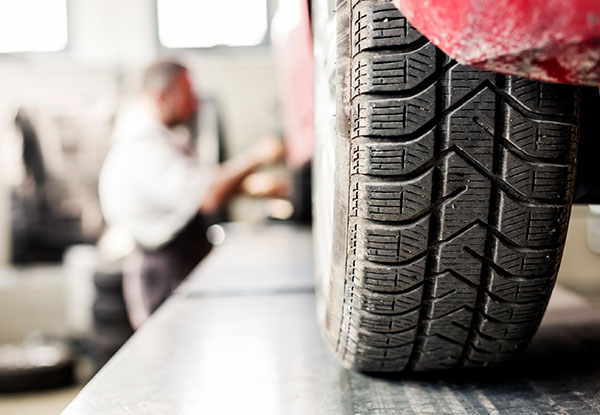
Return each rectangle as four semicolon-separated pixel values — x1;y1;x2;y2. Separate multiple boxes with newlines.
316;0;581;372
93;318;134;335
93;268;124;294
90;330;131;371
0;344;74;393
0;361;74;393
93;294;129;325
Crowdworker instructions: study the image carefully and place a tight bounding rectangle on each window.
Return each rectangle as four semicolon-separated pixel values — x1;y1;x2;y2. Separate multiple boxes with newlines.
0;0;68;53
157;0;268;48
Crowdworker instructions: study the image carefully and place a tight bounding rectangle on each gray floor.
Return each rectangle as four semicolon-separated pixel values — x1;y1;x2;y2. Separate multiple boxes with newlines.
62;223;600;415
0;386;82;415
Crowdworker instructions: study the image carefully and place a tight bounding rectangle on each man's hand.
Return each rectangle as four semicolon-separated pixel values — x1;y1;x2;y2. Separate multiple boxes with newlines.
200;137;286;214
249;137;285;166
241;172;291;198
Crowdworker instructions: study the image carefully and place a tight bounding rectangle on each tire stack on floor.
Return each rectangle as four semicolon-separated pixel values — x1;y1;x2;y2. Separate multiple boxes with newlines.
0;340;74;393
90;266;133;371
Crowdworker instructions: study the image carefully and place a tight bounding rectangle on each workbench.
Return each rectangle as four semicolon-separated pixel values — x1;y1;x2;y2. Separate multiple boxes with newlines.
64;223;600;414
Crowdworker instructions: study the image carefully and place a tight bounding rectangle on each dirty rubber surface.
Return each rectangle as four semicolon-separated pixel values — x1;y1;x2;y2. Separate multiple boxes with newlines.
64;224;600;414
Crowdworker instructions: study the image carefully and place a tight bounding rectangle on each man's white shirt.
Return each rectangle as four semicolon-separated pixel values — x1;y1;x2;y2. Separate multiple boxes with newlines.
99;101;215;250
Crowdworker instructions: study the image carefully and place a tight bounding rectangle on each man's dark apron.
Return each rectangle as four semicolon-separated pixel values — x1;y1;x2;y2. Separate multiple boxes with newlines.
138;213;212;315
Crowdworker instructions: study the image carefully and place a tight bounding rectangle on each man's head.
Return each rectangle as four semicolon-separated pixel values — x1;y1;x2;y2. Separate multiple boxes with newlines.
142;60;198;127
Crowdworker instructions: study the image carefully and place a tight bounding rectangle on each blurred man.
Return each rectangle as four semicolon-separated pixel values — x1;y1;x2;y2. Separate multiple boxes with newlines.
99;60;285;327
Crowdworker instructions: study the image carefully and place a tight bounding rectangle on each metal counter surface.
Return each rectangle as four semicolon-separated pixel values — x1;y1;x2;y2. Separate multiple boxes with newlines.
64;224;600;414
175;223;314;295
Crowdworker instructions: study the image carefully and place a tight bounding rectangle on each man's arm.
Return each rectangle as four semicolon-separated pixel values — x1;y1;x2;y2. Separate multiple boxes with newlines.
199;138;284;214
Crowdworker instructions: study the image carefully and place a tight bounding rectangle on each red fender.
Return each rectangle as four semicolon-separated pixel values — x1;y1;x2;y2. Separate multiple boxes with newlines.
271;0;314;168
394;0;600;85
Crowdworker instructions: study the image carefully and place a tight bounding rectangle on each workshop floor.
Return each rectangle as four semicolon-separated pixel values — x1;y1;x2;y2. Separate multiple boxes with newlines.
0;386;81;415
2;207;600;414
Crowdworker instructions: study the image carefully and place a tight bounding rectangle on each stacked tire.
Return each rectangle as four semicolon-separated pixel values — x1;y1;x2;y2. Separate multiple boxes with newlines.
0;340;74;392
90;267;133;371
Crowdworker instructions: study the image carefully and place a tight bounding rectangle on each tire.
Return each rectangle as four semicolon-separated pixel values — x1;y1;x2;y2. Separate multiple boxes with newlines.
93;318;134;335
314;0;581;372
90;330;131;371
93;268;124;294
93;294;129;325
0;343;74;392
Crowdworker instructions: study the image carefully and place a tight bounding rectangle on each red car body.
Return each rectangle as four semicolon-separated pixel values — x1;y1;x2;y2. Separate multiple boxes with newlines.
394;0;600;85
271;0;314;168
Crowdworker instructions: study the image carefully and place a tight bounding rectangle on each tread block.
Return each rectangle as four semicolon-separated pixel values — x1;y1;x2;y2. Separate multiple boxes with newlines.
506;108;576;160
348;285;423;314
510;79;578;116
492;241;559;277
356;218;429;263
439;152;492;238
443;65;496;107
357;170;433;221
421;307;472;344
348;340;414;360
352;43;438;95
352;2;423;56
488;270;555;303
469;334;530;355
497;191;569;247
444;87;496;169
354;355;411;371
463;350;520;367
356;308;421;333
478;316;541;340
349;324;417;347
429;271;478;318
482;293;547;324
502;150;573;201
413;337;463;370
437;224;487;285
353;256;426;292
353;87;436;138
352;342;413;371
352;130;435;175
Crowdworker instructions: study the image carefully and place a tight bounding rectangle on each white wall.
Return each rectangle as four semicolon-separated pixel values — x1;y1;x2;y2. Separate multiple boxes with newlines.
188;52;280;155
69;0;156;66
0;0;279;146
64;0;280;153
0;266;66;342
0;0;280;236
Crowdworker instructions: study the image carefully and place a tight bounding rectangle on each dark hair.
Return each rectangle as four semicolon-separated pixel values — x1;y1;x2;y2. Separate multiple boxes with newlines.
142;60;187;94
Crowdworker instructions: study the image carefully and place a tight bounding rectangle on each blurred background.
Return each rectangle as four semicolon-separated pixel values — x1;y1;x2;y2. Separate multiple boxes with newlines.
0;0;313;412
0;0;598;413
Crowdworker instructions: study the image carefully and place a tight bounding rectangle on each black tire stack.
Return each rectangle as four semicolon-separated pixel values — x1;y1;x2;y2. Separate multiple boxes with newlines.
0;341;74;393
90;267;133;370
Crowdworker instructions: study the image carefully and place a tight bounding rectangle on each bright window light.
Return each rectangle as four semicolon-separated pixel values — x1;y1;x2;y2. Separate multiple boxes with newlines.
0;0;68;53
157;0;268;48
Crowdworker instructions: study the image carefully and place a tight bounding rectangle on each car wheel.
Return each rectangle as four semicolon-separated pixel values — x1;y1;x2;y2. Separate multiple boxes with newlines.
314;0;581;372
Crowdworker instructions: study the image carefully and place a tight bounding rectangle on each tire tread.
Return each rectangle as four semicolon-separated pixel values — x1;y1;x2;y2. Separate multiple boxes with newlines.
332;0;579;372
